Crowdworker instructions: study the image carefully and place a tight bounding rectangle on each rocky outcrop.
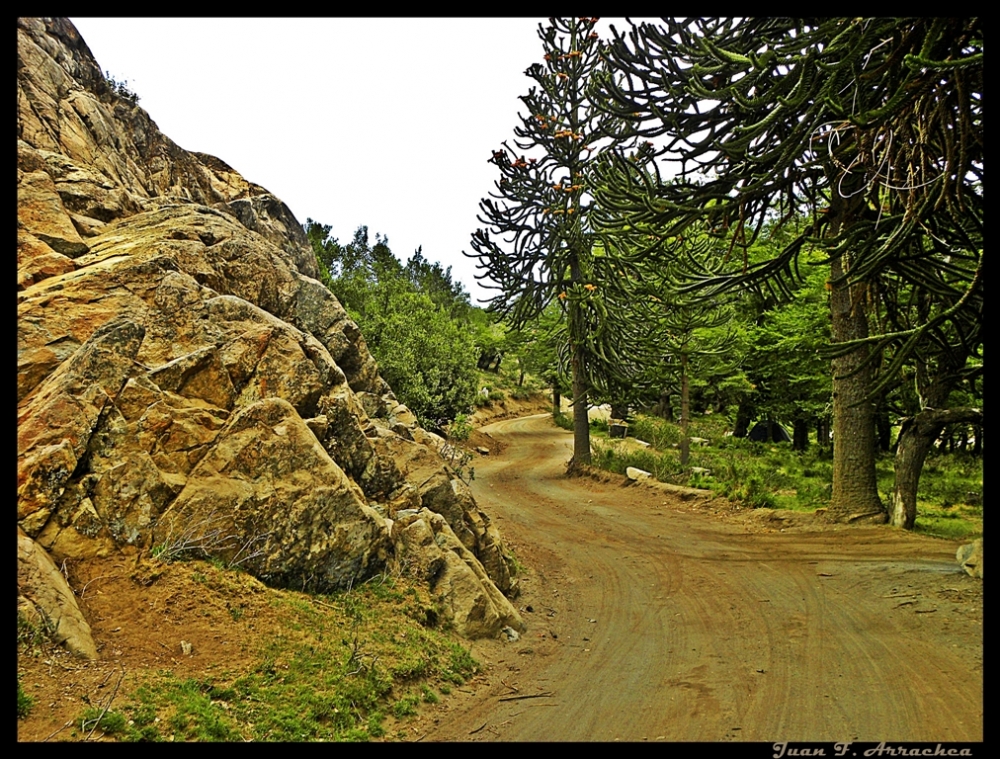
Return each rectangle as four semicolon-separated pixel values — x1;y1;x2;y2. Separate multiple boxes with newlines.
17;17;521;647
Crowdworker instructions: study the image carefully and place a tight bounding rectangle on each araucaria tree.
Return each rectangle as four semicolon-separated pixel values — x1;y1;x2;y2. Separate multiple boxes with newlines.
467;17;645;468
592;18;982;522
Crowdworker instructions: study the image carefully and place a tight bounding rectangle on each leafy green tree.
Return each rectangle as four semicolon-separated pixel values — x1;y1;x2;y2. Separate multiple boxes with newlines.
592;18;982;522
740;244;832;451
359;283;478;426
873;261;983;528
305;218;340;285
466;17;650;468
405;247;473;321
306;221;479;427
506;303;572;412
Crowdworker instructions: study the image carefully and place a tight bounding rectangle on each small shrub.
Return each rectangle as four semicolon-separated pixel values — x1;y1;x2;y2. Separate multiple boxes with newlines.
590;417;609;433
553;411;574;431
392;694;419;718
103;70;140;104
79;707;128;735
17;678;34;719
421;685;439;704
447;643;478;680
17;611;53;650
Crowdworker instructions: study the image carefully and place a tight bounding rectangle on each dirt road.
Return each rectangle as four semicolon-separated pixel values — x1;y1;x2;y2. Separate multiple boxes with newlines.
423;414;983;742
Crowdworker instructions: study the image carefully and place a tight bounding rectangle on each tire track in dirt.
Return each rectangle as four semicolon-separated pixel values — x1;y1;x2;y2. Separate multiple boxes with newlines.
423;414;982;742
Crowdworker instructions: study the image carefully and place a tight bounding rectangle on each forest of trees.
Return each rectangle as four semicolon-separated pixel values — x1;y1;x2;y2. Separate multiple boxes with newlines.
310;17;981;531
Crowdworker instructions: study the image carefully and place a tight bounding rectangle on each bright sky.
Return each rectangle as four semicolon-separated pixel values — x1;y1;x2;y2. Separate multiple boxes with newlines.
69;17;644;305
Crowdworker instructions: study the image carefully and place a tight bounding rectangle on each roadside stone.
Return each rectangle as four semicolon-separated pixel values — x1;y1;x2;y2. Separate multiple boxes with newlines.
18;528;98;659
956;538;983;579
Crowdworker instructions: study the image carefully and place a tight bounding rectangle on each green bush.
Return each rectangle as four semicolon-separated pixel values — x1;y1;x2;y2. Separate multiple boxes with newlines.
553;412;574;431
17;678;34;719
79;707;128;735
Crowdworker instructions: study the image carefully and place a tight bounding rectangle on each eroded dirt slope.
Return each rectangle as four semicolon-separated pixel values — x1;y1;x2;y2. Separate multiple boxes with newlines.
422;414;983;742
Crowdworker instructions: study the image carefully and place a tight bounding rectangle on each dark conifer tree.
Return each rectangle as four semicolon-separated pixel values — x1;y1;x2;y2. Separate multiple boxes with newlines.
466;17;650;468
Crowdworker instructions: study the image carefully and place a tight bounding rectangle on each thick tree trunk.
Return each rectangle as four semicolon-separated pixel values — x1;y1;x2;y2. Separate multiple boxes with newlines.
552;388;561;416
828;254;884;522
733;398;753;438
876;404;892;453
890;407;982;528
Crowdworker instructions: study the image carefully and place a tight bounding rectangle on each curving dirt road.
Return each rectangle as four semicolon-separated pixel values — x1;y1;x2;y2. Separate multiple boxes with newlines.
422;414;983;743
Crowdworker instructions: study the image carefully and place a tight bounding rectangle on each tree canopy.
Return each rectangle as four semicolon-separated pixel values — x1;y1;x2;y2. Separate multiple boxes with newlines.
585;17;982;521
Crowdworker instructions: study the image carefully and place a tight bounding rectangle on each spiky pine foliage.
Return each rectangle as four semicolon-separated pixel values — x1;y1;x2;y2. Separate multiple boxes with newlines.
466;17;651;466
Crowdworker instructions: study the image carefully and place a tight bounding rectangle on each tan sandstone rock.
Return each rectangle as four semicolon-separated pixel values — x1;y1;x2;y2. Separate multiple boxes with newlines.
17;16;520;646
18;528;98;659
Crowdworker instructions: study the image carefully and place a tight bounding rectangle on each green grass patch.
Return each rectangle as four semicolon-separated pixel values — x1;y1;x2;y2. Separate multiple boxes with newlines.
17;677;34;720
79;707;128;736
78;569;482;742
590;412;982;531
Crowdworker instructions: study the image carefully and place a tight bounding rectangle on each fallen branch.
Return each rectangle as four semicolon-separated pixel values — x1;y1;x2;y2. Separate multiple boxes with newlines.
43;721;74;742
79;574;117;599
498;691;554;702
84;664;125;741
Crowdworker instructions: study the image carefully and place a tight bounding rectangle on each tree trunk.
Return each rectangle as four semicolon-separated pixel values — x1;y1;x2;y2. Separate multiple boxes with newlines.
680;353;690;466
890;407;982;528
876;403;892;453
567;288;591;469
792;419;809;452
828;248;884;522
816;417;831;449
653;388;673;422
570;342;591;468
733;398;753;438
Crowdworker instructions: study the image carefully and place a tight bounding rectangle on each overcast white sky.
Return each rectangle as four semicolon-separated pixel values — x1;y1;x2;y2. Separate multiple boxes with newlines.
69;17;644;305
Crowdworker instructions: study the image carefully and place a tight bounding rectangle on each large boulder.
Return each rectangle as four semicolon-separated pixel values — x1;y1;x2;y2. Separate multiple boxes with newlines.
394;510;524;638
18;528;98;659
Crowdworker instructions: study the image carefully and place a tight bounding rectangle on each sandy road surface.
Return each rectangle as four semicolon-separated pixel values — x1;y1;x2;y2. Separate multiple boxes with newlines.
422;414;983;743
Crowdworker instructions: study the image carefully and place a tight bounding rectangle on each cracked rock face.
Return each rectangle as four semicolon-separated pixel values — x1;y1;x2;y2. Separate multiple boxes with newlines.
17;17;520;647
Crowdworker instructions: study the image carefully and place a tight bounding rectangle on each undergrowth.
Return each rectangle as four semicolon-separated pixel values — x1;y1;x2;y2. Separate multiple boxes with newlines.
584;412;982;535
